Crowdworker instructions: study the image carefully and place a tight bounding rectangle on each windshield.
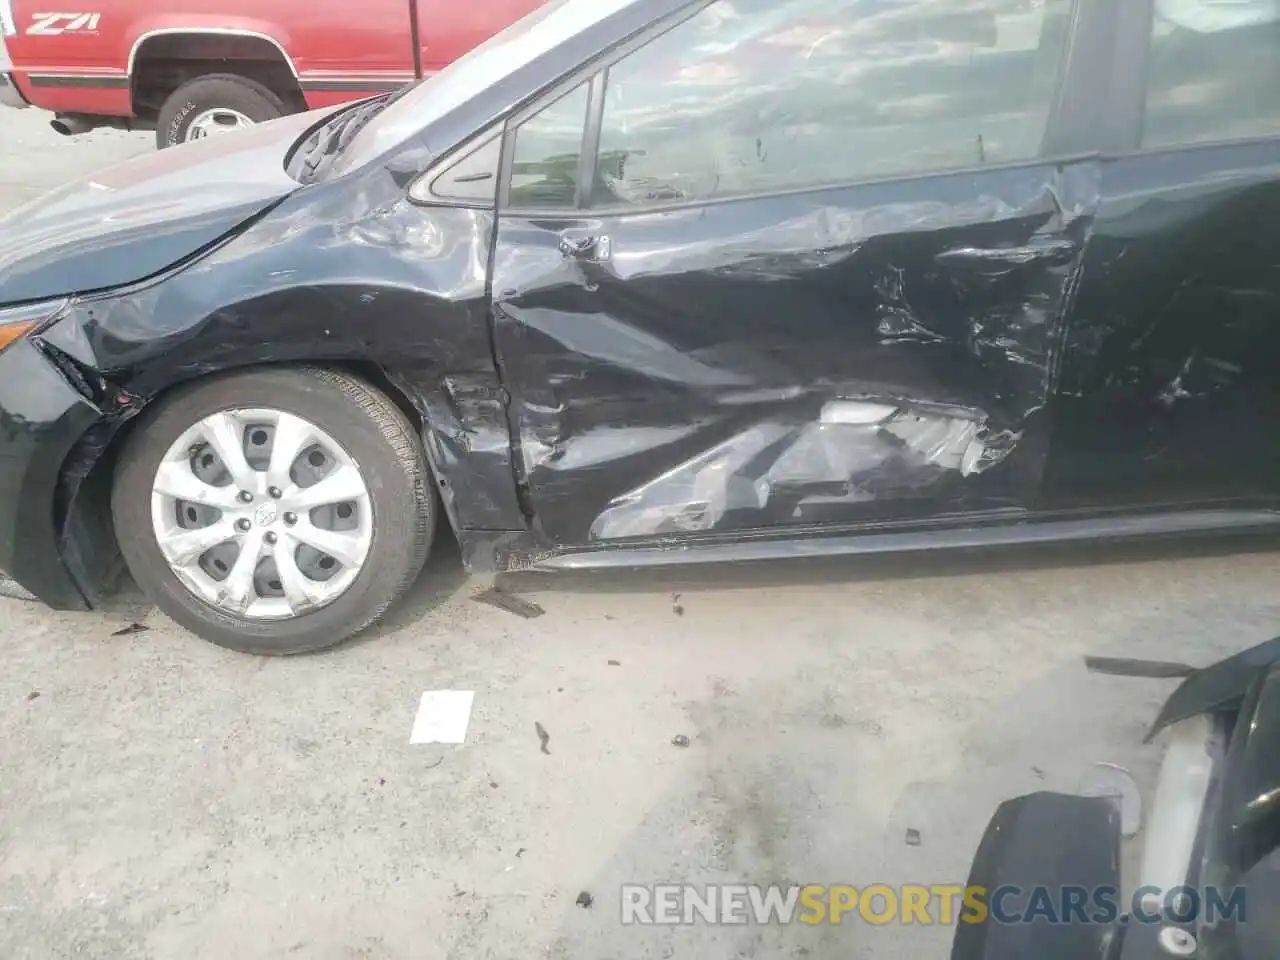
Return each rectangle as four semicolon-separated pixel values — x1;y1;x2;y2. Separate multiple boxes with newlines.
330;0;640;176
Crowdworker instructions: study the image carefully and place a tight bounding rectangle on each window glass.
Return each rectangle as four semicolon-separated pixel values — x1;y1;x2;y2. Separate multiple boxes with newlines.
589;0;1075;208
508;82;590;209
413;134;502;205
1142;1;1280;149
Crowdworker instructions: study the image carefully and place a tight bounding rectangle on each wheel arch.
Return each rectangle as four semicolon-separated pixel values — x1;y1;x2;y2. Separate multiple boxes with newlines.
53;359;448;606
127;27;304;118
127;28;299;80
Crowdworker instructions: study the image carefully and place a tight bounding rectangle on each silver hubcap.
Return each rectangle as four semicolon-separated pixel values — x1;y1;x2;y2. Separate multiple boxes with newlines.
150;409;373;620
186;108;255;140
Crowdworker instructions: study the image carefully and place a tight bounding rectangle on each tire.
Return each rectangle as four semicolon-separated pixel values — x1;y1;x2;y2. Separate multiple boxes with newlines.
111;367;434;655
155;74;288;149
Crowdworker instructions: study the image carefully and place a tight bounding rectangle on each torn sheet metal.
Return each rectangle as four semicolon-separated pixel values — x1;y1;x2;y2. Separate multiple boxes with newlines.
590;399;1018;540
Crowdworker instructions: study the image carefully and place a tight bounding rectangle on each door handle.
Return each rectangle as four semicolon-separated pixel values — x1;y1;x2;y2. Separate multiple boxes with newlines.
559;233;611;262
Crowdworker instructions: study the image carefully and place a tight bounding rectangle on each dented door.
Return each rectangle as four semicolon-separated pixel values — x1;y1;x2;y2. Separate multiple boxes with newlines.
490;0;1099;546
493;167;1098;545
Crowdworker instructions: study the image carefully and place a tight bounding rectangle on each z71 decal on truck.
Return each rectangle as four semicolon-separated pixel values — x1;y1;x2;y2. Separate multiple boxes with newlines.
24;12;102;35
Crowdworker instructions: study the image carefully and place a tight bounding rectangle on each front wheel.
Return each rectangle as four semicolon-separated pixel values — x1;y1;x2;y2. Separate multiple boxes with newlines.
155;74;288;149
111;368;434;654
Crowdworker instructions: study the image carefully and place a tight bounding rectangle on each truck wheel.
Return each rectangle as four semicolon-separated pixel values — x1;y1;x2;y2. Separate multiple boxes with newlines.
111;367;435;655
156;74;288;149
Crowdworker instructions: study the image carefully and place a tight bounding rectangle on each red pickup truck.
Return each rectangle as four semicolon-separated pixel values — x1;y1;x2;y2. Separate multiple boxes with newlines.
0;0;541;147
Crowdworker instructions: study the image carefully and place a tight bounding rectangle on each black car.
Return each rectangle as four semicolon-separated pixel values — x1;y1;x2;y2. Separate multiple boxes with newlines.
1;0;1278;654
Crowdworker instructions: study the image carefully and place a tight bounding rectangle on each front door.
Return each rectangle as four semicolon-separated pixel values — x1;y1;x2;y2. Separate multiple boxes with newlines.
491;0;1103;547
1046;0;1280;509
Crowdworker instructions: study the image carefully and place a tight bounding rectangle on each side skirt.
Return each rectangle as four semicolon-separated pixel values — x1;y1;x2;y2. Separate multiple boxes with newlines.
530;509;1280;571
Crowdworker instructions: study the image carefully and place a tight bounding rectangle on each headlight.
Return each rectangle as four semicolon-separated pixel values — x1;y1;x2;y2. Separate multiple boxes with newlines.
0;298;70;353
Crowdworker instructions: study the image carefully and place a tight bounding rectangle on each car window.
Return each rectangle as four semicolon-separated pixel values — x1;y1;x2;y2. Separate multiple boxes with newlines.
413;134;503;205
329;0;615;178
586;0;1075;209
508;83;591;209
1142;1;1280;149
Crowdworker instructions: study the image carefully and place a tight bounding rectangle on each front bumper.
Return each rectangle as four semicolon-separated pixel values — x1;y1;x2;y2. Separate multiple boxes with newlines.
0;338;105;610
0;72;29;110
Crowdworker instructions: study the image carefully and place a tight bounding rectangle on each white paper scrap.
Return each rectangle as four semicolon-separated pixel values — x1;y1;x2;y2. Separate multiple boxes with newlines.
410;690;475;745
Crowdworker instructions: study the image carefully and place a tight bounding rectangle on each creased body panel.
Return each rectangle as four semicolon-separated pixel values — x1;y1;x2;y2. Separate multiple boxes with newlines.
493;162;1099;545
38;162;526;545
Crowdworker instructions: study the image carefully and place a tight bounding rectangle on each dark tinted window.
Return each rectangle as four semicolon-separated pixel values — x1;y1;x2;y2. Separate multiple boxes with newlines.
508;83;591;209
590;0;1075;208
1142;2;1280;149
414;133;502;205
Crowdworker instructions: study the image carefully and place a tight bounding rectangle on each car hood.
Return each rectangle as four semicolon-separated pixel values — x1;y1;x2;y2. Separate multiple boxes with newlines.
0;108;341;306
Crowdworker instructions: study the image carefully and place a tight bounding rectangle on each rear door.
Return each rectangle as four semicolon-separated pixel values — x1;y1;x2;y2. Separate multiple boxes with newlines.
1046;0;1280;509
490;0;1111;547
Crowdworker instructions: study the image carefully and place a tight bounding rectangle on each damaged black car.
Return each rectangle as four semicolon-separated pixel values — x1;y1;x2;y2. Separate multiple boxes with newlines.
1;0;1278;654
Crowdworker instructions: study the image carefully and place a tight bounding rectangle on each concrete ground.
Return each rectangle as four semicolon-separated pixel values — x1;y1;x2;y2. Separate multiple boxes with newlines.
2;106;1280;960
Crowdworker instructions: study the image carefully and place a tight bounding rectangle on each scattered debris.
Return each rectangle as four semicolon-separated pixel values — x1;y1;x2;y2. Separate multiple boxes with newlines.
378;778;386;786
672;592;685;617
608;659;621;667
26;691;39;701
472;588;545;619
671;734;691;748
905;828;922;846
489;781;499;789
1084;655;1194;679
410;690;475;745
535;721;551;755
576;891;594;909
424;758;443;770
516;848;527;858
111;622;149;636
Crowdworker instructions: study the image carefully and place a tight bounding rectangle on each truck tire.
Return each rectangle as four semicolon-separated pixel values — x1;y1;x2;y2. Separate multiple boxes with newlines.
156;74;288;149
111;367;435;655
